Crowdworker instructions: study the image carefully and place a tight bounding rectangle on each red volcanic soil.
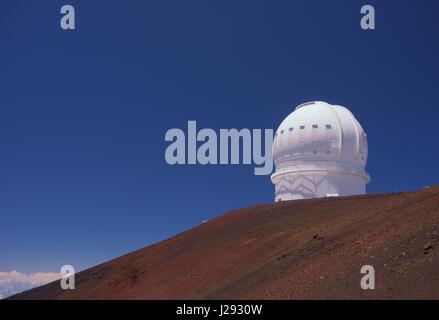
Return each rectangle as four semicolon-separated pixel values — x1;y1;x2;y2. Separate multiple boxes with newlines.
11;187;439;300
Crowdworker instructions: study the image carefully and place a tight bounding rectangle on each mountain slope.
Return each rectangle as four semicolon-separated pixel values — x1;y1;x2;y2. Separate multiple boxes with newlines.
11;187;439;300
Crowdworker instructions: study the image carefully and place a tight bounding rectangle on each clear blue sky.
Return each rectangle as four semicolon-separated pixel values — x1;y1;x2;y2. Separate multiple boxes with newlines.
1;0;438;273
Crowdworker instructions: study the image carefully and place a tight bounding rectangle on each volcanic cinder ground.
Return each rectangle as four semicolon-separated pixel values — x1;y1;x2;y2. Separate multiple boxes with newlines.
11;187;439;300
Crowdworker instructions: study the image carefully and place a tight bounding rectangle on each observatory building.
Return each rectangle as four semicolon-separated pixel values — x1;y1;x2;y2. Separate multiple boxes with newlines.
271;101;370;201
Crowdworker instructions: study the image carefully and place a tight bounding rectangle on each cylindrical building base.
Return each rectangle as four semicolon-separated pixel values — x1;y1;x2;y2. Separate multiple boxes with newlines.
274;172;367;202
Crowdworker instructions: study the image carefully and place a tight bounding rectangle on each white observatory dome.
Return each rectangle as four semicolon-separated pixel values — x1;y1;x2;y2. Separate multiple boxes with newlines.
271;101;370;201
